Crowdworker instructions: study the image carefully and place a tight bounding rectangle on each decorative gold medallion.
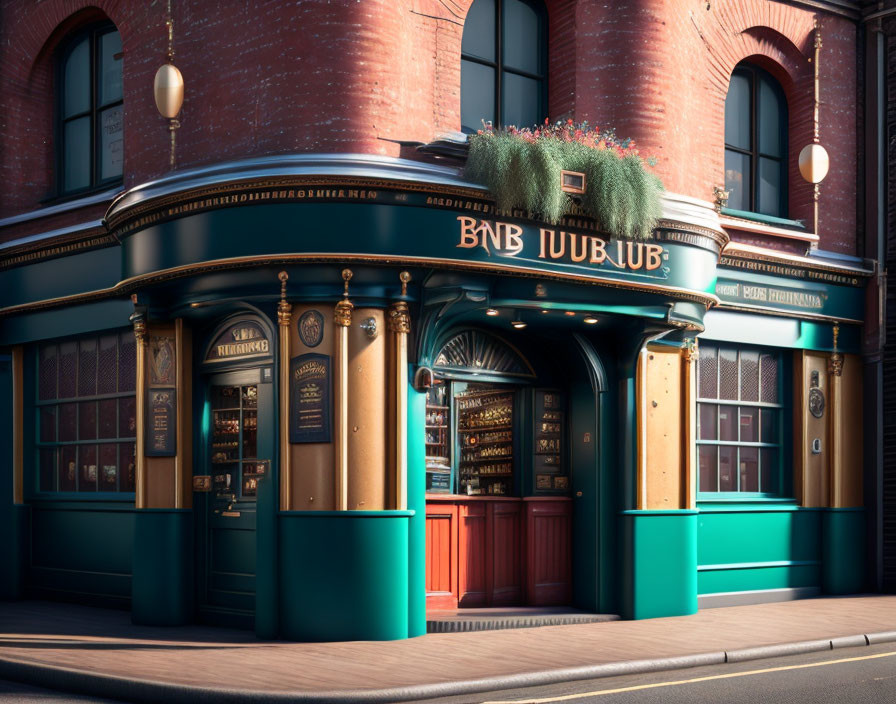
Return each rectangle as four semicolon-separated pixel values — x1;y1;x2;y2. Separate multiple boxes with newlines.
298;310;324;347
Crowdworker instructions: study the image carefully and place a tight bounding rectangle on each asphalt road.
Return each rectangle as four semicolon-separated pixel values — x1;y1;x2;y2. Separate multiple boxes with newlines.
4;642;896;703
417;641;896;704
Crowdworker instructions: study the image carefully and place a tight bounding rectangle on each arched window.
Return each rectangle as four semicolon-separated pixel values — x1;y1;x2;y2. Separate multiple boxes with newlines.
461;0;547;133
724;64;787;217
57;23;123;195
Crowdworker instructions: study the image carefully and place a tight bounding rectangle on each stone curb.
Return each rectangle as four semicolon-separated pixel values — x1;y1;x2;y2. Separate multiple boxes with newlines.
3;631;896;703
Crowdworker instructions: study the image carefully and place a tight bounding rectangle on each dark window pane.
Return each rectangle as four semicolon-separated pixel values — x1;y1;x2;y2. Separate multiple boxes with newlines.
758;156;783;217
99;105;124;181
740;350;759;401
39;345;57;400
719;446;736;491
760;448;778;493
119;396;136;438
462;0;495;62
724;149;751;212
719;348;738;400
61;446;77;491
78;338;97;396
760;353;779;402
97;335;118;394
59;341;77;398
121;442;136;492
40;448;57;492
698;403;717;440
719;404;737;441
40;407;57;443
98;31;122;106
461;59;495;133
760;408;778;444
699;445;717;492
502;71;540;128
739;447;759;492
740;406;758;442
503;0;540;74
99;398;117;439
63;37;90;118
698;344;717;399
724;72;751;150
99;443;118;490
63;117;91;192
758;76;782;157
79;445;98;492
79;401;97;440
118;334;136;392
59;403;77;442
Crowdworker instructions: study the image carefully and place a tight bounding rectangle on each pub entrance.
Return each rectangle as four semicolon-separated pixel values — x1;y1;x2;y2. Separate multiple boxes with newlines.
194;314;275;627
424;329;575;609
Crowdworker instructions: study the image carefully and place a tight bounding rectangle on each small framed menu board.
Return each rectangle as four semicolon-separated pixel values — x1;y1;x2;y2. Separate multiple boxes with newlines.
533;389;568;492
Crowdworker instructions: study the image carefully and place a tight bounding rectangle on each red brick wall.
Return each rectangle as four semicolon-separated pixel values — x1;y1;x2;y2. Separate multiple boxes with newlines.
0;0;860;254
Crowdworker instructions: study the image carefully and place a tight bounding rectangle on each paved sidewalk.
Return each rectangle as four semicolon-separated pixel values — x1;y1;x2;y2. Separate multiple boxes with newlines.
2;596;896;702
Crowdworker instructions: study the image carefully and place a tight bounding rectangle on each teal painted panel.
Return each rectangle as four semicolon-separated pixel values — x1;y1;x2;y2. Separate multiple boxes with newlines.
0;300;134;347
698;564;820;593
30;566;131;599
406;382;427;638
279;512;410;641
30;506;134;575
822;509;865;594
131;510;193;626
622;512;697;620
211;526;257;576
697;509;822;568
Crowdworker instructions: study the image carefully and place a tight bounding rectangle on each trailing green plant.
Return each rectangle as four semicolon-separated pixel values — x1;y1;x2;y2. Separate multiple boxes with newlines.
465;120;664;240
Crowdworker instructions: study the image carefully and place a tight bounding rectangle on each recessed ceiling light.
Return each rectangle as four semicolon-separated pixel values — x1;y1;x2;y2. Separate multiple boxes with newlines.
485;308;499;316
584;316;598;324
565;311;576;317
541;309;550;314
511;319;527;329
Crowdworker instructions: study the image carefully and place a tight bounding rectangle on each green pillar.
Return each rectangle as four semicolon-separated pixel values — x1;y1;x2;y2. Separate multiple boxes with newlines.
132;509;193;626
822;508;865;595
407;378;427;637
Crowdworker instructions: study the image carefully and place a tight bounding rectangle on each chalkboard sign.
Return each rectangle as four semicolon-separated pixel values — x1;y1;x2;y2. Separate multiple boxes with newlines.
289;353;331;443
146;389;176;456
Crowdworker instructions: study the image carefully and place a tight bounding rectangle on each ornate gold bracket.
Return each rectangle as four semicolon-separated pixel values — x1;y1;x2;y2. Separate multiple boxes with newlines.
388;271;411;334
829;322;843;377
334;268;354;327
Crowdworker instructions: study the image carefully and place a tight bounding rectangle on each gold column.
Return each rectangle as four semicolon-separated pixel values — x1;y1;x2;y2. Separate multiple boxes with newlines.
12;346;23;505
635;348;648;510
174;319;192;509
388;272;411;511
278;272;292;511
131;301;148;509
682;340;698;510
334;269;354;511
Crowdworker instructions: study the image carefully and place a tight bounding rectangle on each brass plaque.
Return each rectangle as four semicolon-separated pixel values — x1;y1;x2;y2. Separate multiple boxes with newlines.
222;511;240;517
192;475;211;492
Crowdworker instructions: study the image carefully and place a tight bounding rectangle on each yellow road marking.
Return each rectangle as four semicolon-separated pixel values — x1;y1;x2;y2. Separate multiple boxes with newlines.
481;649;896;703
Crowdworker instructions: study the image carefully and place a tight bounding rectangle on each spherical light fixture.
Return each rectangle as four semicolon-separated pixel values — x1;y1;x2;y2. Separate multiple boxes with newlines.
153;63;184;119
798;143;829;185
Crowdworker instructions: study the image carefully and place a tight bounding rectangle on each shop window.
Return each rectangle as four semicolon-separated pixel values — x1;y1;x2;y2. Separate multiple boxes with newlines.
36;331;136;494
696;343;786;496
724;64;787;217
57;24;123;195
461;0;547;133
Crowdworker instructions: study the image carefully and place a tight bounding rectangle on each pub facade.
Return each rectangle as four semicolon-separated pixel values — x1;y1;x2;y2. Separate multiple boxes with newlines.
0;0;885;641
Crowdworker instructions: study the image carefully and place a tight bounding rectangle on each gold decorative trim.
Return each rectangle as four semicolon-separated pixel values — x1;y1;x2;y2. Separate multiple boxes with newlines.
12;346;23;505
655;221;728;250
716;302;862;325
277;272;291;511
0;226;114;271
387;301;411;334
828;323;843;376
720;244;872;285
0;252;720;320
133;309;147;509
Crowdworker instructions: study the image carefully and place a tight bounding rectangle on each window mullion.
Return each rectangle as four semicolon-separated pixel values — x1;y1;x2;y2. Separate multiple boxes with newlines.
495;0;502;126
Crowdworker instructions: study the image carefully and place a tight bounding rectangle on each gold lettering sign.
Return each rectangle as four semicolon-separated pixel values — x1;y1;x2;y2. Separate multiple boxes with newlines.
456;217;666;272
205;321;272;364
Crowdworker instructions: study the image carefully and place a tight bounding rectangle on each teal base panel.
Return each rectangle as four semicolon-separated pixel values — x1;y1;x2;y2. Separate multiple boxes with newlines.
279;511;412;641
132;509;193;626
0;505;29;600
822;508;865;595
621;510;697;620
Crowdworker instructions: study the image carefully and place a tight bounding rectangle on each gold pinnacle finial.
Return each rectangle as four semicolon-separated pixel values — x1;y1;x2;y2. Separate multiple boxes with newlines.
400;271;410;297
279;271;288;299
342;268;353;297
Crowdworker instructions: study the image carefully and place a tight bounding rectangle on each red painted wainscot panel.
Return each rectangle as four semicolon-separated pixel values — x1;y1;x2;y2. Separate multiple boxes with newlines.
425;502;458;609
525;497;572;606
457;501;488;607
488;500;523;605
